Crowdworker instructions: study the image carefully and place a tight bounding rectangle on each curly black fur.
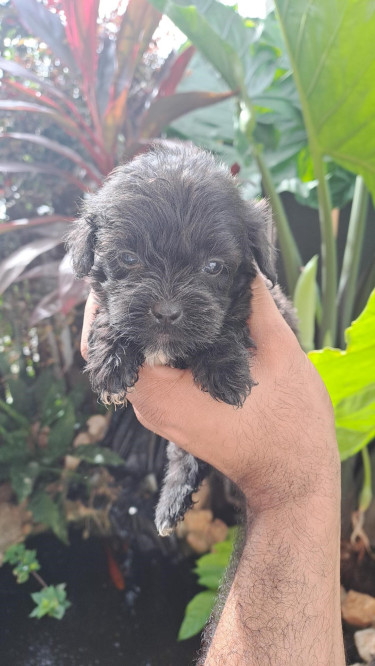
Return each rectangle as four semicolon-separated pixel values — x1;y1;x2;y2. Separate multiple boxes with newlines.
68;142;297;535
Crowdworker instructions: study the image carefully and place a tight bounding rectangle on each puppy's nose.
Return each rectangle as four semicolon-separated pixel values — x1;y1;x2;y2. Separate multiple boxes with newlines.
151;301;182;324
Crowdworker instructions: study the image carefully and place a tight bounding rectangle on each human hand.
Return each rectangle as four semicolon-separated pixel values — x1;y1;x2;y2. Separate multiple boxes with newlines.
81;275;337;509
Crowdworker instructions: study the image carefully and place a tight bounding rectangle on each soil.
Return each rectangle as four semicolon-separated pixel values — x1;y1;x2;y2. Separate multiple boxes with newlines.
0;531;201;666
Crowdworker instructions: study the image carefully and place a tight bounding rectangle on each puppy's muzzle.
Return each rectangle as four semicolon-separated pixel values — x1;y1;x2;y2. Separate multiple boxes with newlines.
151;300;183;325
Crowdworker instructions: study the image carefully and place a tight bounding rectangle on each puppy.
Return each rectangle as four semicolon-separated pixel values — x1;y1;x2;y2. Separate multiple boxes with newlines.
68;143;297;536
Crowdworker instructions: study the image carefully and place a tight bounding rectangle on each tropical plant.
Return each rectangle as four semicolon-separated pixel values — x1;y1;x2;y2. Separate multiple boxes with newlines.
0;360;125;551
0;0;233;321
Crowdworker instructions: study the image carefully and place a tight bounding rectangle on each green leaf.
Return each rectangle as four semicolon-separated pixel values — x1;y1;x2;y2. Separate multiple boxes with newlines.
10;461;40;502
274;0;375;201
149;0;248;95
28;491;68;544
334;384;375;461
293;255;319;352
178;590;216;640
309;290;375;460
7;377;34;419
309;290;375;405
4;544;40;584
140;90;235;139
44;399;76;462
30;583;71;619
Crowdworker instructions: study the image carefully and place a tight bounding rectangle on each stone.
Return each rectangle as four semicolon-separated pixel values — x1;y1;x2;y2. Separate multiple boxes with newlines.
354;628;375;662
176;509;228;553
342;590;375;627
86;414;109;441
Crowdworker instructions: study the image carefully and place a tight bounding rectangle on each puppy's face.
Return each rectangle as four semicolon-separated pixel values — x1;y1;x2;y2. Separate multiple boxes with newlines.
69;144;275;361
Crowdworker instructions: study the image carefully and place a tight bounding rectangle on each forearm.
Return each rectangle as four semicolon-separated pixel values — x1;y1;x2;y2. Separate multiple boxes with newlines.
201;465;344;664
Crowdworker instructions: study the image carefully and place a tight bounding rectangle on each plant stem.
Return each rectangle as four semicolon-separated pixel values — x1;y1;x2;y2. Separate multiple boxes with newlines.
337;176;369;345
353;253;375;319
313;153;338;347
274;2;338;347
359;446;372;513
31;570;48;589
254;149;302;295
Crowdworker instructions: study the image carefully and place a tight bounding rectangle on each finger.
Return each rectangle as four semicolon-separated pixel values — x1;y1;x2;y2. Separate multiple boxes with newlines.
249;274;299;360
81;291;98;359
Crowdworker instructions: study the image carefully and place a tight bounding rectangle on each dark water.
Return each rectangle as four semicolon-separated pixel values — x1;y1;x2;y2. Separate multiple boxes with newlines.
0;532;201;666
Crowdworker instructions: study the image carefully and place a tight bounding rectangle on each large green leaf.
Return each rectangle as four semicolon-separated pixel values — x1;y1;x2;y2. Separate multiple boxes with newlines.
309;290;375;460
28;491;68;543
149;0;254;95
178;590;216;640
274;0;375;201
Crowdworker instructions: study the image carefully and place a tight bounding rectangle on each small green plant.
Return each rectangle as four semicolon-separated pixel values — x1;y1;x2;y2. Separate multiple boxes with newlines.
0;363;126;553
178;528;237;641
3;543;71;619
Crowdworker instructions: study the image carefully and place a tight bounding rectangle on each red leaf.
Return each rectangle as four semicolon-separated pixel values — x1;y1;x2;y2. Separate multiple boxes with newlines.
115;0;162;96
0;99;78;131
139;90;236;139
3;79;61;110
30;256;88;324
0;238;62;294
1;133;102;185
0;161;88;192
0;56;71;103
62;0;100;88
14;261;60;282
0;215;73;234
30;289;61;324
157;45;196;98
12;0;78;73
105;545;125;591
58;254;89;314
103;0;161;151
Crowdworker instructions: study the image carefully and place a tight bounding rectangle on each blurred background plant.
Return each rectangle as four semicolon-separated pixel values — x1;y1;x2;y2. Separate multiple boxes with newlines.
0;0;374;658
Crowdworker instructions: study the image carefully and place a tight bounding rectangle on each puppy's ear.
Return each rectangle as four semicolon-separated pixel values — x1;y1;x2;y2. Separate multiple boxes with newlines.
243;199;277;285
67;215;96;278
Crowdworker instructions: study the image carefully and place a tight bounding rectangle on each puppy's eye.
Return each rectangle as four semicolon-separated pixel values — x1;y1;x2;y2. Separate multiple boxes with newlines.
120;252;140;268
202;260;223;276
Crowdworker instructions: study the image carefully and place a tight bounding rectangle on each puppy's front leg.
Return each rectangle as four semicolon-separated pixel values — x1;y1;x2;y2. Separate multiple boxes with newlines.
191;333;255;408
86;310;143;406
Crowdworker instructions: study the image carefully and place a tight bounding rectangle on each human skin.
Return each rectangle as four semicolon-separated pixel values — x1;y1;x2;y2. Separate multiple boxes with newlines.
81;275;345;665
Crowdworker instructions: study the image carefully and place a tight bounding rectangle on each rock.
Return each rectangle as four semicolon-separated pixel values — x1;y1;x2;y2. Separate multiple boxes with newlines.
0;503;32;563
86;414;109;442
64;455;80;471
342;590;375;627
73;432;91;447
176;509;228;553
354;627;375;662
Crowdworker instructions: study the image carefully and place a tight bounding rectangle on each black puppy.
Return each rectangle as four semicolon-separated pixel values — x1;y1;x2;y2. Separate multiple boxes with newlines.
68;143;297;536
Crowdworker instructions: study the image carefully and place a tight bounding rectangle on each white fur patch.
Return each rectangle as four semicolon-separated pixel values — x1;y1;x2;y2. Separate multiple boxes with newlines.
144;350;170;366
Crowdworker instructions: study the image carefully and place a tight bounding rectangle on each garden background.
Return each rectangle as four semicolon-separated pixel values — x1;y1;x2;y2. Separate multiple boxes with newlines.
0;0;374;664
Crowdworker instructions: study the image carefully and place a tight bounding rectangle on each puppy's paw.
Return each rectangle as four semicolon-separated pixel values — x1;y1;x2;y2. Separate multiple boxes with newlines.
88;347;141;404
155;484;196;536
195;355;255;407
